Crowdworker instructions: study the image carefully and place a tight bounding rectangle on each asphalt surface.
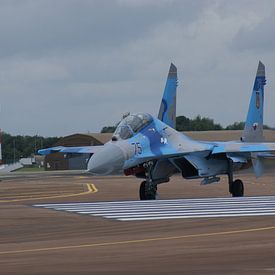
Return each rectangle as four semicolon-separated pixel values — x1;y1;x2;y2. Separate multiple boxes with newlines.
0;171;275;274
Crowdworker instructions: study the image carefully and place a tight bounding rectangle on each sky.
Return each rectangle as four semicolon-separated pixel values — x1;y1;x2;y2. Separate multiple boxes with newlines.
1;0;275;136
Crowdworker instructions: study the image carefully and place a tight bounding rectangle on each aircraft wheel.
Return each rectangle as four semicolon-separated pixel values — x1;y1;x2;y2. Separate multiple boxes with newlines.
145;189;157;200
139;181;146;200
231;179;244;197
139;181;157;200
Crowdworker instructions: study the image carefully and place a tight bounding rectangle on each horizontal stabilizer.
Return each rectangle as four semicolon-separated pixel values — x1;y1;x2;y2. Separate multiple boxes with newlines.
211;142;275;155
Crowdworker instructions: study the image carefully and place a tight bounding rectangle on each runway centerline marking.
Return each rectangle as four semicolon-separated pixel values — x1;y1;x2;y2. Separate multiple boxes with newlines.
1;225;275;255
34;196;275;221
0;183;97;202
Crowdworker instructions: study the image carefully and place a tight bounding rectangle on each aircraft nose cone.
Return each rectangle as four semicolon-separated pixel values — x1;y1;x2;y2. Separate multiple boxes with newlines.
88;143;125;175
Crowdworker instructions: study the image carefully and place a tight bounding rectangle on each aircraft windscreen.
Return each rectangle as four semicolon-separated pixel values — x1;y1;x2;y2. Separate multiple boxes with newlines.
114;113;153;140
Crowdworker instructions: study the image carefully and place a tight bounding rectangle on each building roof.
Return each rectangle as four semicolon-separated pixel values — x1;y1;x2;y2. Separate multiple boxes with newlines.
86;133;112;144
54;133;112;146
56;129;275;147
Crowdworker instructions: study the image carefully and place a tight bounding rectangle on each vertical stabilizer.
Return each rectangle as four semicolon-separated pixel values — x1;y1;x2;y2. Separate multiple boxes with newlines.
158;63;178;128
242;61;266;142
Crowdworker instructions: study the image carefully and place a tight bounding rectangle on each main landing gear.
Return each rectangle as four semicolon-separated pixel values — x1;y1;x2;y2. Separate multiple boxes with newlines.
228;160;244;197
231;179;244;197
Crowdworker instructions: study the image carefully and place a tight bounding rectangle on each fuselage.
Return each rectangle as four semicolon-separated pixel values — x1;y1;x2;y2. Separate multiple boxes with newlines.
87;113;246;180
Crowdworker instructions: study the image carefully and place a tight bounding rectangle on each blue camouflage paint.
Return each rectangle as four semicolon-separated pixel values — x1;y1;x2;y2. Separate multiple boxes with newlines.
141;120;166;155
38;146;63;155
159;99;167;121
158;63;177;128
246;76;265;126
123;117;179;169
38;146;102;155
243;61;266;142
127;118;169;158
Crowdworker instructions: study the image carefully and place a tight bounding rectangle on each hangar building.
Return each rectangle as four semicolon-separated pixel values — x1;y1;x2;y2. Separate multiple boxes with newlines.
44;133;111;170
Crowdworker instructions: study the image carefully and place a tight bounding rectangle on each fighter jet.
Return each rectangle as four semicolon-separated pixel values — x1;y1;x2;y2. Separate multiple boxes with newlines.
39;61;275;200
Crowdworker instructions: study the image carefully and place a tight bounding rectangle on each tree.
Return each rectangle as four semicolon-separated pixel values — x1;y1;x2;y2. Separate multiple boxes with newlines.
100;126;116;133
226;122;272;130
263;124;272;130
176;115;223;131
2;132;60;164
99;114;273;134
176;116;192;131
225;122;245;130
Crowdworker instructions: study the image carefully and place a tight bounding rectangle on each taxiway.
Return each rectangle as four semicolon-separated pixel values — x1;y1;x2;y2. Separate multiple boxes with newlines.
0;172;275;274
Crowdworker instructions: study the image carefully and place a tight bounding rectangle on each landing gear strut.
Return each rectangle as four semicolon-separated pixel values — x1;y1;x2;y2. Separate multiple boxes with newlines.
228;160;244;197
139;161;158;200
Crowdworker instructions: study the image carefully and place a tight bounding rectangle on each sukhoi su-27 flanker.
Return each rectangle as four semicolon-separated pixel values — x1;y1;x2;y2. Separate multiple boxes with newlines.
39;61;275;200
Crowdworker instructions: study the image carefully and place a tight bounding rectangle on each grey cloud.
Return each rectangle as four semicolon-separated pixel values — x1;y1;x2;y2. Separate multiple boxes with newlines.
0;0;206;57
1;0;275;136
232;15;275;52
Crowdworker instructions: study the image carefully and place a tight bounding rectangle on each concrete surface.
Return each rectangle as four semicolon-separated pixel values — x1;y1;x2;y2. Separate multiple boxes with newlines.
0;172;275;274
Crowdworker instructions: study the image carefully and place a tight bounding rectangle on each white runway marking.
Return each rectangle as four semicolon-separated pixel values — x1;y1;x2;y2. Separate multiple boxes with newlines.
33;196;275;221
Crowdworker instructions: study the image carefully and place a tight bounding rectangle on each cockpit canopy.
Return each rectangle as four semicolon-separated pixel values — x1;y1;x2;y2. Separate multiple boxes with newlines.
114;113;153;140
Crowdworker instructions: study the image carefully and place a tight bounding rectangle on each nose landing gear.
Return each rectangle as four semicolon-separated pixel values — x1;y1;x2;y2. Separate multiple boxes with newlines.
139;161;167;200
139;181;157;200
139;161;157;200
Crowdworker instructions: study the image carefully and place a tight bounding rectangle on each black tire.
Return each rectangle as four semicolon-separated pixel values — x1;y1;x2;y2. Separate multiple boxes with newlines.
145;189;157;200
231;179;244;197
139;181;146;200
139;181;157;200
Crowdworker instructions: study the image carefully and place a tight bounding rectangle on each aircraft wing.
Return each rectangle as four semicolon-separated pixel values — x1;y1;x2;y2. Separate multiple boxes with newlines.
38;145;104;155
211;142;275;155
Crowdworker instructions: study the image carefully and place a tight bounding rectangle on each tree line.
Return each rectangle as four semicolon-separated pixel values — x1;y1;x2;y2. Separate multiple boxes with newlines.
176;115;271;131
101;115;272;133
2;132;59;164
2;115;272;163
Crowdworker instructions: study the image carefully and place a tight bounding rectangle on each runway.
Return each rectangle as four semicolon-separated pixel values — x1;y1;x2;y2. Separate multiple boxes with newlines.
1;172;275;274
34;196;275;221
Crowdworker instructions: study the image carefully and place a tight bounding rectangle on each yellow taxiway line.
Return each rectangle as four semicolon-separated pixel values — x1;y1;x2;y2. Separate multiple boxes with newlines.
0;183;97;203
0;225;275;255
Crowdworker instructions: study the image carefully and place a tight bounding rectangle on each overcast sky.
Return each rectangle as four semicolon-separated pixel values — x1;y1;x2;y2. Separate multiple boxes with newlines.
1;0;275;136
